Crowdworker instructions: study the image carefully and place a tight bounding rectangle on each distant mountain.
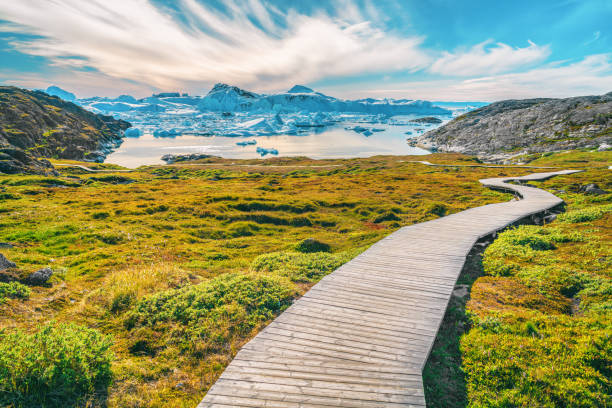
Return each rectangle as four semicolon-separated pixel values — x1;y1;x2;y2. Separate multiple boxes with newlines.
195;83;451;115
413;92;612;160
72;83;451;117
45;85;76;102
0;86;130;174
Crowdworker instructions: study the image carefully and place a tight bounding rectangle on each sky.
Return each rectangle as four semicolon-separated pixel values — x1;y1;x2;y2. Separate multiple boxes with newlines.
0;0;611;101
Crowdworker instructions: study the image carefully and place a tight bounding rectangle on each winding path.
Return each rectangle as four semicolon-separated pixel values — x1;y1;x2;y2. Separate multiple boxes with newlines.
198;169;578;407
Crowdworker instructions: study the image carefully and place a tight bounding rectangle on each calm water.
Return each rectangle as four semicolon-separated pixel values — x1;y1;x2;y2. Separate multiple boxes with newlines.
106;121;433;168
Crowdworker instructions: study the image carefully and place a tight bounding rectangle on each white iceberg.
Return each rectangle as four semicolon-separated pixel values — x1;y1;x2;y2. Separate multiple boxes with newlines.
256;147;278;156
124;127;141;137
236;140;257;146
45;85;76;101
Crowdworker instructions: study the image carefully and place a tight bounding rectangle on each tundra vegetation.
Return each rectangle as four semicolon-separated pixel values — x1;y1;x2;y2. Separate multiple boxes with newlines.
0;151;609;407
424;150;611;408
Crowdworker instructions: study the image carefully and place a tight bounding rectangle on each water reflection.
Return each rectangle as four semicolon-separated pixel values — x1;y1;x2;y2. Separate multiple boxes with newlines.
106;122;431;168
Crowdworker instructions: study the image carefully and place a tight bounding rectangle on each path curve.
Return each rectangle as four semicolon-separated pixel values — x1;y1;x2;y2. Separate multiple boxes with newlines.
196;169;577;407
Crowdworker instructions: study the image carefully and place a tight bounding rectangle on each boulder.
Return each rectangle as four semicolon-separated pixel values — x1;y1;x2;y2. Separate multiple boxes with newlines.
581;183;608;195
0;253;16;270
26;267;53;285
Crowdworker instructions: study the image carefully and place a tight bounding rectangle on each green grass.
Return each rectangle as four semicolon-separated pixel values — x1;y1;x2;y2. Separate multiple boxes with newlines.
0;151;609;407
460;163;611;407
0;281;30;303
251;250;356;283
0;322;113;408
557;203;612;223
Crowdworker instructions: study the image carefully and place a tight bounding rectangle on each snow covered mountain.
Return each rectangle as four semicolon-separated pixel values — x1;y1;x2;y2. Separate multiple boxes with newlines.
195;83;451;115
71;83;450;116
41;83;456;139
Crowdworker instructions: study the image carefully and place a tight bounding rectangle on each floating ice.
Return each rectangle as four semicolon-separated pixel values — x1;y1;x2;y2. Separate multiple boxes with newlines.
256;147;278;156
153;128;180;138
71;83;464;140
124;127;141;137
236;140;257;146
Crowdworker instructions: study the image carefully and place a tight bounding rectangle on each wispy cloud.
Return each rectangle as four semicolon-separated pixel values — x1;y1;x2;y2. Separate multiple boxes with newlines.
0;0;431;93
584;30;601;45
429;40;550;76
329;54;612;101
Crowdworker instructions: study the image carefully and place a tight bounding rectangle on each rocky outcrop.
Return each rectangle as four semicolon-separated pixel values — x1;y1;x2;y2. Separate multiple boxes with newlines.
408;116;443;124
161;153;216;164
0;86;131;174
413;92;612;161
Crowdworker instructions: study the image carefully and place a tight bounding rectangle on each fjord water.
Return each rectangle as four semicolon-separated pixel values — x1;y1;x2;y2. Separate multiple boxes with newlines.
105;119;434;168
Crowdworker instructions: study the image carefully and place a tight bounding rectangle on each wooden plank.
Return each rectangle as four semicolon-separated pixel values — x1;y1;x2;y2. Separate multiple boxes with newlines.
198;170;579;407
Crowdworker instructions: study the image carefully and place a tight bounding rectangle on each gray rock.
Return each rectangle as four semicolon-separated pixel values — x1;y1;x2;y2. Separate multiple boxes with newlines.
0;253;16;270
161;153;216;164
26;267;53;285
415;92;612;159
0;243;13;249
408;116;443;124
543;214;557;224
582;183;608;195
452;284;470;299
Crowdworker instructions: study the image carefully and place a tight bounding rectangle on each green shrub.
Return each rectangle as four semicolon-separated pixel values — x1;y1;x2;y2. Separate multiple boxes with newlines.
126;273;296;354
0;322;113;408
0;281;30;303
558;204;612;223
251;251;352;283
91;211;109;220
295;238;331;253
86;175;134;184
461;317;611;407
229;200;316;213
424;202;448;217
373;211;401;223
483;226;584;276
228;221;260;237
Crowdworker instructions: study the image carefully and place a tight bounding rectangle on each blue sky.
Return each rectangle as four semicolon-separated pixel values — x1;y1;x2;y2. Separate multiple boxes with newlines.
0;0;610;100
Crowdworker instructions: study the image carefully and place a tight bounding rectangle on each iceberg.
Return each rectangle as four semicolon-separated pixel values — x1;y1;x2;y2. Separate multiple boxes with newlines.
73;82;457;140
346;126;369;133
45;85;76;101
124;127;141;137
256;147;278;156
90;102;135;112
113;95;138;103
194;83;451;116
153;128;181;138
236;140;257;146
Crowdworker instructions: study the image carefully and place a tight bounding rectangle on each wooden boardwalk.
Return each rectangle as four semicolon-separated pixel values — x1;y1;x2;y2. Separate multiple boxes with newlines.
198;170;578;408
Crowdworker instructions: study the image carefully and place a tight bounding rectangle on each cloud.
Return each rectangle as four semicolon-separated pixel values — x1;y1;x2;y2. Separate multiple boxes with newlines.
0;69;153;98
0;0;431;94
327;54;612;101
429;40;550;76
584;30;601;45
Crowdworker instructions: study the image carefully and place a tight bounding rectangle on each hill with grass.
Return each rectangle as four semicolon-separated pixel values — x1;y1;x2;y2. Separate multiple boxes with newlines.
413;92;612;162
0;86;130;175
